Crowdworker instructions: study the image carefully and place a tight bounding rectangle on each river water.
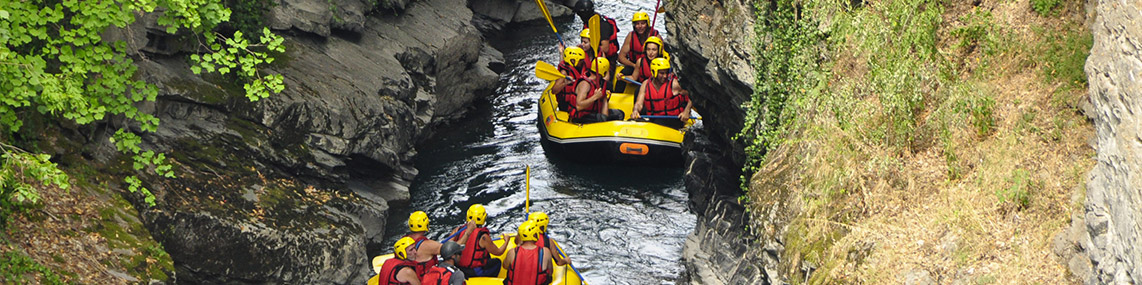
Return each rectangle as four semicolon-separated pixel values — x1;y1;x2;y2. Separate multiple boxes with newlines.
383;1;695;284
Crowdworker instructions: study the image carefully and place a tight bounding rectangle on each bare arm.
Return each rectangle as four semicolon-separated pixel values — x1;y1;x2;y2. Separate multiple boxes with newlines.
480;233;511;256
574;81;604;111
632;82;648;119
547;240;571;266
628;58;643;82
502;248;516;270
542;250;553;276
396;268;422;285
617;34;636;67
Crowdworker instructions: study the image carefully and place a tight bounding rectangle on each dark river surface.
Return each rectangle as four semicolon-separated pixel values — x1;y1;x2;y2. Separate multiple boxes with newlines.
383;1;696;283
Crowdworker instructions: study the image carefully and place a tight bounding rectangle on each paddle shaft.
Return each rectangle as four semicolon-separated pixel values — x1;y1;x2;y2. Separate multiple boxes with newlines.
551;238;589;285
641;115;702;120
651;0;662;30
536;0;568;45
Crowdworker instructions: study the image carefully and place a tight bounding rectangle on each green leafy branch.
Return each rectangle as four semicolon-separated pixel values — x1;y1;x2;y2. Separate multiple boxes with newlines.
0;0;284;209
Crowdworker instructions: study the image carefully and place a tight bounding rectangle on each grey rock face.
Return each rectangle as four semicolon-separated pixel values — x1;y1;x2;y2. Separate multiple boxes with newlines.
665;0;756;164
668;1;776;284
1078;0;1142;282
115;0;502;283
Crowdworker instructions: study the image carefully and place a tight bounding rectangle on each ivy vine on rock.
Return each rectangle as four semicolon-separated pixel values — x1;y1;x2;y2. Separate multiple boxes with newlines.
0;0;285;211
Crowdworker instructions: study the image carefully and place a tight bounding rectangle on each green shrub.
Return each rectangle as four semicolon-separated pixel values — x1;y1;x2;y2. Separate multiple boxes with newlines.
1031;0;1061;16
997;169;1035;210
955;95;997;137
0;250;65;284
1040;26;1093;90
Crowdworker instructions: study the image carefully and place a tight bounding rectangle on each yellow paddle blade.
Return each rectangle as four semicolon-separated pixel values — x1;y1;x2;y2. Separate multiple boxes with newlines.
535;60;565;81
536;0;557;34
657;5;666;13
588;14;601;57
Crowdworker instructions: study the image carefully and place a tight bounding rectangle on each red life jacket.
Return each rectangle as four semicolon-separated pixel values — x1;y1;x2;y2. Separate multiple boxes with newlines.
636;55;655;82
642;76;688;116
456;227;490;268
505;246;550;285
557;61;590;111
407;237;438;277
626;29;661;64
535;233;548;249
583;16;620;57
568;78;604;120
419;265;460;285
377;258;418;285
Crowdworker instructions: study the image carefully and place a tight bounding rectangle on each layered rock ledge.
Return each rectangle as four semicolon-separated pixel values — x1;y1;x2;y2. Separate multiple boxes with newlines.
1060;0;1142;282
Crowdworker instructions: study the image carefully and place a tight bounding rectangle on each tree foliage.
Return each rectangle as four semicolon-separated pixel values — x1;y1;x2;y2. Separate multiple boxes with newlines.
0;0;284;214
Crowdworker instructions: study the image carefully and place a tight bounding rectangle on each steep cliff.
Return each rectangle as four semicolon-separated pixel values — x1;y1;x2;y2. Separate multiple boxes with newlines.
666;1;775;284
1075;0;1142;282
96;0;505;282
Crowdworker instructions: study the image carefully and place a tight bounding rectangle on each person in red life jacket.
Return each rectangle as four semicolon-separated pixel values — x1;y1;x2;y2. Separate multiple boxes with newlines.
618;11;661;71
446;204;511;277
581;14;619;72
632;58;692;129
420;241;466;285
371;237;423;285
625;36;664;84
404;211;441;277
554;47;588;112
502;221;552;285
570;57;624;124
527;212;571;266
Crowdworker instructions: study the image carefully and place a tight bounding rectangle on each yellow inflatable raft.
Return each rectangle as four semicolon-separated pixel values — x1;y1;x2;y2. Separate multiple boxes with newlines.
368;236;582;285
536;67;694;164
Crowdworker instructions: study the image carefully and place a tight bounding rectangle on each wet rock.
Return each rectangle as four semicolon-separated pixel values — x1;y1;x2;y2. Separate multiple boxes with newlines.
111;0;503;283
1066;0;1142;282
469;0;574;33
665;0;757;165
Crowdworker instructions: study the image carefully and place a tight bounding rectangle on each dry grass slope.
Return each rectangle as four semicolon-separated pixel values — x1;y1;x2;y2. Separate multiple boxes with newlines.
746;0;1094;283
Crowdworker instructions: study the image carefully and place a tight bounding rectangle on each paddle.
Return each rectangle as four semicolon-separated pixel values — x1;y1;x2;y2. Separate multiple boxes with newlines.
651;0;662;30
623;77;642;86
525;165;530;214
588;14;602;61
551;238;589;285
641;115;702;120
535;61;571;81
535;0;565;46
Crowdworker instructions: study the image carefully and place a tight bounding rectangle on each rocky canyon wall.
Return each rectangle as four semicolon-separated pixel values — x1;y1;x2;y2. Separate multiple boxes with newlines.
1070;0;1142;282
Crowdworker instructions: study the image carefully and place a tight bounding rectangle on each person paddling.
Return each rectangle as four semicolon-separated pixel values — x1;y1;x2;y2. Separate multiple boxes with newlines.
372;237;423;285
625;36;664;84
420;241;465;285
632;58;693;129
448;204;511;277
502;221;553;285
403;211;441;277
528;212;571;266
570;57;625;124
554;47;589;111
618;11;661;71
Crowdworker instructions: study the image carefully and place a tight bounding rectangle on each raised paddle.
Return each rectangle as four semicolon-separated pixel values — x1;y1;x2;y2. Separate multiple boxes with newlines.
535;61;571;81
534;0;565;46
588;14;602;61
651;0;663;30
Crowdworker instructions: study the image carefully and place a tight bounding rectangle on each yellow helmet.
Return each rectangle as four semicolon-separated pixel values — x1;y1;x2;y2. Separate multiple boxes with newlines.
632;11;650;23
590;57;610;76
517;220;540;242
563;46;586;67
408;211;429;232
393;237;416;260
528;212;549;233
466;204;487;226
650;57;671;78
580;28;591;39
644;36;664;51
